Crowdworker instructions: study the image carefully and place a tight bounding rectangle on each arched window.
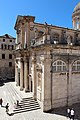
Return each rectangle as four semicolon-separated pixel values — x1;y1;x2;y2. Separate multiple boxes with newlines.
52;60;67;72
72;60;80;71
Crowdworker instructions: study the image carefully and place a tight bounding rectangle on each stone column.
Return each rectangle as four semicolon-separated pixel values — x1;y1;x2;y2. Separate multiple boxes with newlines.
24;57;29;92
32;56;36;100
77;21;80;30
21;23;25;49
73;20;76;29
15;60;19;86
20;58;24;90
16;31;18;44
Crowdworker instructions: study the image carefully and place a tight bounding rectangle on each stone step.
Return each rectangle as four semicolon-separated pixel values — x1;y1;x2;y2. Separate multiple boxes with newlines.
13;106;40;114
14;104;40;111
22;97;33;101
13;97;40;114
19;101;39;106
15;103;39;109
9;83;23;100
21;98;37;103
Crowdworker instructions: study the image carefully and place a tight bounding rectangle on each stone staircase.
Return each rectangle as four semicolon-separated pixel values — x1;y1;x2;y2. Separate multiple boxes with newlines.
5;82;40;114
13;97;40;114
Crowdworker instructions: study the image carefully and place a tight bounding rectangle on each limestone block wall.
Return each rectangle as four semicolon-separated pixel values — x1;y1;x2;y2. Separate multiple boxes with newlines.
71;73;80;103
0;49;15;80
52;73;67;108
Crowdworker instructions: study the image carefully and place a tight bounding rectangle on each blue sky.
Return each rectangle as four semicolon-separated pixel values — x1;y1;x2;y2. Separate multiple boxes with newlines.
0;0;80;37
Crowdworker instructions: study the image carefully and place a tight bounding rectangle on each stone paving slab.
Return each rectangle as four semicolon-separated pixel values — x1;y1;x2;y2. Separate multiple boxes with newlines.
0;82;79;120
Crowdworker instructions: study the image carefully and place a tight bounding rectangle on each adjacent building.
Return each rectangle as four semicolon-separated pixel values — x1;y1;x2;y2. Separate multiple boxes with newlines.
0;34;15;81
14;2;80;111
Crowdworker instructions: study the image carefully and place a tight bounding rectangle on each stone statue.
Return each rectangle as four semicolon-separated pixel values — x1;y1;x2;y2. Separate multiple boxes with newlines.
67;35;72;45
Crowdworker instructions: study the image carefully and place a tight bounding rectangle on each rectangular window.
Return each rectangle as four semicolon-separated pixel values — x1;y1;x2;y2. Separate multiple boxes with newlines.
5;44;7;49
8;45;10;49
9;62;12;67
3;39;5;42
2;54;5;59
9;54;12;59
1;44;3;49
10;40;12;42
12;45;14;50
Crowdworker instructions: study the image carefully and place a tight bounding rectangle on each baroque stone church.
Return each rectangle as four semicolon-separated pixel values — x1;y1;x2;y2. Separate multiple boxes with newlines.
14;2;80;111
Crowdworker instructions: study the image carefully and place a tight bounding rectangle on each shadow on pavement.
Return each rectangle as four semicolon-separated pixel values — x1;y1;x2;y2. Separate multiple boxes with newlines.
47;103;80;120
0;78;15;86
7;112;14;116
0;80;4;86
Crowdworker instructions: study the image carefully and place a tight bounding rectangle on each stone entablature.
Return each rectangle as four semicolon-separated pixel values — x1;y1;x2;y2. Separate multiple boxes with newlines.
14;15;80;51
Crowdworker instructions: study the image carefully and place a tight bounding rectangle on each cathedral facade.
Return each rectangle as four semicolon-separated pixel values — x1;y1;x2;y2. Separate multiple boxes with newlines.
14;3;80;111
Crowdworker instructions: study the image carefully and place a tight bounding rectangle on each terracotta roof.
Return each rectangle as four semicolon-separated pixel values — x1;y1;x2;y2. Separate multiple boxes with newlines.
0;34;15;39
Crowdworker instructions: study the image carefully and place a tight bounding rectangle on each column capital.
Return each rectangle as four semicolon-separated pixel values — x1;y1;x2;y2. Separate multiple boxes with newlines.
19;58;23;62
23;57;29;62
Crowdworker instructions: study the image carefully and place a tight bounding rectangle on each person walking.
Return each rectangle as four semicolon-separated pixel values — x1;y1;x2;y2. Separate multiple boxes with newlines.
0;98;3;107
5;103;9;113
67;108;71;118
70;108;75;120
16;100;19;106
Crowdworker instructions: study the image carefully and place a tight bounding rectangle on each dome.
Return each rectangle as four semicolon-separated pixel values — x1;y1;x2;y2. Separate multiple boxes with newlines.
74;2;80;12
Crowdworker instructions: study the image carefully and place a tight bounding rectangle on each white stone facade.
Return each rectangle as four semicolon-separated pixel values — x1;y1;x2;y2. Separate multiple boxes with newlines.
14;3;80;111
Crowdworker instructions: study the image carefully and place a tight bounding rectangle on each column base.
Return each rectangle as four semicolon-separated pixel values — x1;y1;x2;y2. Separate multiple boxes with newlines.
16;83;19;86
20;87;24;91
33;94;37;100
25;89;30;93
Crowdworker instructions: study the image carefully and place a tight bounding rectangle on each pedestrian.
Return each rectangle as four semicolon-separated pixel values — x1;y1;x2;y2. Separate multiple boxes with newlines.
14;102;17;109
70;108;75;120
67;108;71;118
5;103;9;113
0;98;3;107
16;100;19;106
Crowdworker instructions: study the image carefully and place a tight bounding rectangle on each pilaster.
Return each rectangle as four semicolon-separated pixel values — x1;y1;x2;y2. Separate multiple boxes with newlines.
32;56;37;100
24;57;29;92
41;54;52;111
21;23;25;48
15;60;19;86
20;58;24;90
25;22;30;47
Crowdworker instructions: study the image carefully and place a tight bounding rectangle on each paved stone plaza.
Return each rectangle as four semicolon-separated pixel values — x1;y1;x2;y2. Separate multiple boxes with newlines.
0;81;79;120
